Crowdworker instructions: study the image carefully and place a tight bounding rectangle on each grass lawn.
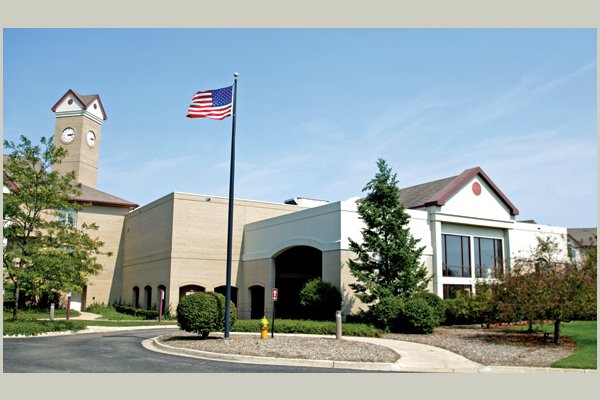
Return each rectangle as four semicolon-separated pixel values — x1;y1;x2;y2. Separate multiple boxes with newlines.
3;308;176;336
3;308;81;320
3;309;86;336
551;321;597;369
510;320;596;369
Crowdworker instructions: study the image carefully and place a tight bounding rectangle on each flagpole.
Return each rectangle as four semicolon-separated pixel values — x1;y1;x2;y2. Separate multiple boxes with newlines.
224;72;238;339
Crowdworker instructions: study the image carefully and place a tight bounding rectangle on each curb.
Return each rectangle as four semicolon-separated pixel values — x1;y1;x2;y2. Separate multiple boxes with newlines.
144;336;403;372
478;365;596;374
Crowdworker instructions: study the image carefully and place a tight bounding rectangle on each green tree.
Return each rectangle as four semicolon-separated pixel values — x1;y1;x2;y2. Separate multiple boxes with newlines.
490;236;596;344
347;158;430;305
3;135;108;320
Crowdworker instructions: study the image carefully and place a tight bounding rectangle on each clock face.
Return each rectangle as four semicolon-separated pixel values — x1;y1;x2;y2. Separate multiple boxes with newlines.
61;127;75;144
86;131;96;147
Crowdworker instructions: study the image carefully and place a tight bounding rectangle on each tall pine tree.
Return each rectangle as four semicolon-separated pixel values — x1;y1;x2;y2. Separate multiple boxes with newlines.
348;158;430;305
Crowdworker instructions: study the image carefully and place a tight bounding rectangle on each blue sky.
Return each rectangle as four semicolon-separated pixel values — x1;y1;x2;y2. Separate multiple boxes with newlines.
3;29;597;228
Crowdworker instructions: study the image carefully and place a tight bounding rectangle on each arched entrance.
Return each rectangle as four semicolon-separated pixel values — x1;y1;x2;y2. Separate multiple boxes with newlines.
214;286;238;307
249;285;265;319
178;285;205;300
274;246;322;319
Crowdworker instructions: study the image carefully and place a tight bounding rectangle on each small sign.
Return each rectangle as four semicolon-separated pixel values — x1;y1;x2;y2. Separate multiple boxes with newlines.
272;288;278;301
67;292;72;297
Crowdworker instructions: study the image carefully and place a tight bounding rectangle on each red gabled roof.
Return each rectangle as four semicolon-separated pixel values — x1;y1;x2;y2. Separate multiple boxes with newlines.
3;171;20;192
51;89;107;120
398;167;519;216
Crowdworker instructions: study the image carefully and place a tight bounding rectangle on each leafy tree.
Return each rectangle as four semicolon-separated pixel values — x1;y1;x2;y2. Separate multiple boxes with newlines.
489;236;596;344
3;135;108;320
347;158;430;305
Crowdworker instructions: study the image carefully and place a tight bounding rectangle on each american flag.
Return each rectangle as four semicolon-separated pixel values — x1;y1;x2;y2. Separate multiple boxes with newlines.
186;85;233;120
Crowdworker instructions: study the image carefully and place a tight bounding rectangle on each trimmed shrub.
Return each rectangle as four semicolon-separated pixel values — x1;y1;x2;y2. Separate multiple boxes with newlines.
114;304;159;320
370;296;404;331
443;289;492;326
413;291;446;325
394;297;438;334
176;292;236;338
299;278;342;321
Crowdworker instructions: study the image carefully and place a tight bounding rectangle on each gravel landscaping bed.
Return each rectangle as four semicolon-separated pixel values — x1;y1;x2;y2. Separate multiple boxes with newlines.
157;325;577;367
158;332;400;363
383;326;576;367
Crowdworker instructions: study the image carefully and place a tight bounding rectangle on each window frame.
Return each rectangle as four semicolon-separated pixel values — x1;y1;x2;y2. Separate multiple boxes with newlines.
442;234;471;277
474;237;503;278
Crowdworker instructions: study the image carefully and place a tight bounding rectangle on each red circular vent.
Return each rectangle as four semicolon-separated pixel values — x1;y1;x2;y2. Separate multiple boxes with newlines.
68;99;73;105
472;182;482;196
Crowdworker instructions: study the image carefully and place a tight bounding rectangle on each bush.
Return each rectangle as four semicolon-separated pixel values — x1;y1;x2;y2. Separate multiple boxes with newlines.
345;309;371;324
176;292;236;338
370;296;404;331
413;291;446;324
394;297;439;334
114;304;159;320
443;289;493;326
299;278;342;321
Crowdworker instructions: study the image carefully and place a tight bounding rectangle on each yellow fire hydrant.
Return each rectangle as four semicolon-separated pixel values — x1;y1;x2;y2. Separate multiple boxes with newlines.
259;316;269;339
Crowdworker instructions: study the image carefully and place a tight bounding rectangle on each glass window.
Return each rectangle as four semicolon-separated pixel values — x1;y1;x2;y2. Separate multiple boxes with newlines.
442;234;471;277
57;209;77;227
443;284;472;299
475;237;503;278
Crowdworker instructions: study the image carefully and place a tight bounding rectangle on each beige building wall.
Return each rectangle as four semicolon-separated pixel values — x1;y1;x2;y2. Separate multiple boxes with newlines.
238;258;272;318
120;192;303;314
76;204;129;308
121;194;174;309
169;193;302;313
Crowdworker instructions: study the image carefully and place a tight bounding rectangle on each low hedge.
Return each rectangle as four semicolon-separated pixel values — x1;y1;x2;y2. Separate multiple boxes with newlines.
3;319;87;336
115;304;159;320
232;319;381;337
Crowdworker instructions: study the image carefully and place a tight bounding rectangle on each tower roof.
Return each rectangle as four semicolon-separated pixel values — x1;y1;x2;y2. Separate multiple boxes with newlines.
51;89;107;120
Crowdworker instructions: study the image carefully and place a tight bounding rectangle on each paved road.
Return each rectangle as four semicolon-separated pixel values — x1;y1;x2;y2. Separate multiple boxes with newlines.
3;329;368;373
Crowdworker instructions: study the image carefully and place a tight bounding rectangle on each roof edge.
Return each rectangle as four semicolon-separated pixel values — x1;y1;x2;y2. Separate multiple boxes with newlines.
72;198;139;209
424;167;520;216
51;89;107;120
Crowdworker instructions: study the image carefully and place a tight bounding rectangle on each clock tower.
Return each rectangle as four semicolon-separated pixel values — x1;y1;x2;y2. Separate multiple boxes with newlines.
51;89;107;188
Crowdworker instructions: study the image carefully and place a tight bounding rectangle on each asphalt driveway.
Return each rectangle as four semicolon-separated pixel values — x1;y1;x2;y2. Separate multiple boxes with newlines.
3;328;367;373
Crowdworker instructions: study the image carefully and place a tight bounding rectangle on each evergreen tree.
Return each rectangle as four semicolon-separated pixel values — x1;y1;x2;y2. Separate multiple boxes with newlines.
3;135;108;320
348;158;430;305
